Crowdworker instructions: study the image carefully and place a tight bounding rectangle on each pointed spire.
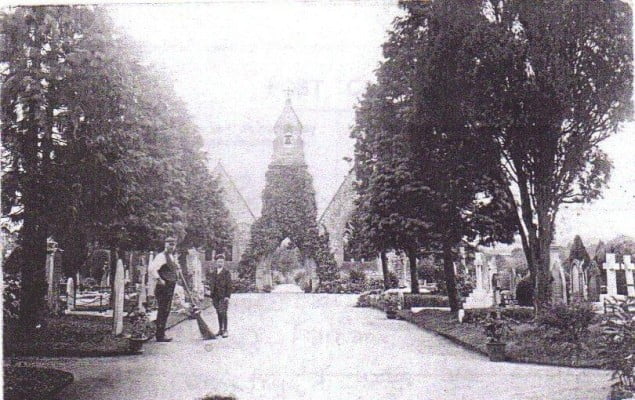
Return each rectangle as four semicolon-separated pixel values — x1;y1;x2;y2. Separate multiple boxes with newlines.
274;96;303;134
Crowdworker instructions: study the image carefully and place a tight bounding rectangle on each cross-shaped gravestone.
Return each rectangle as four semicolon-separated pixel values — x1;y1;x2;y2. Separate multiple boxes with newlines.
623;255;635;297
112;259;125;336
603;253;620;298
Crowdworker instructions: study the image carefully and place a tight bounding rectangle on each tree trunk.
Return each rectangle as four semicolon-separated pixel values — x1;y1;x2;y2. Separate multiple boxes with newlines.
380;251;390;290
442;240;460;312
534;208;553;313
407;249;419;294
19;209;48;333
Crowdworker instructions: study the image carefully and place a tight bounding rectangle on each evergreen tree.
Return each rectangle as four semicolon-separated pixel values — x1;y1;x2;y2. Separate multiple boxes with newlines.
463;0;632;310
240;164;336;289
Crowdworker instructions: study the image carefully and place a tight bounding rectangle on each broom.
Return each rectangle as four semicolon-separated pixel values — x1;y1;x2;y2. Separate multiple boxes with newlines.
177;269;216;340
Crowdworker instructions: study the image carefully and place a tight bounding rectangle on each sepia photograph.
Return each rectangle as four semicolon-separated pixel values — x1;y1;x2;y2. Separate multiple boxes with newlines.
1;1;634;399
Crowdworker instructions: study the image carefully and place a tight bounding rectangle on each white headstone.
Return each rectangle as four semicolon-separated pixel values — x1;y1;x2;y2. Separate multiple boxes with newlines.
603;253;620;298
137;259;148;312
474;253;484;291
46;251;57;313
571;260;584;300
622;255;634;297
187;248;204;301
550;248;567;304
66;277;75;311
463;252;494;309
112;259;125;335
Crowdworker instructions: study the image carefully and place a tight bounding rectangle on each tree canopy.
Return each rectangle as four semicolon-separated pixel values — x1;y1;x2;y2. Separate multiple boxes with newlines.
1;6;232;330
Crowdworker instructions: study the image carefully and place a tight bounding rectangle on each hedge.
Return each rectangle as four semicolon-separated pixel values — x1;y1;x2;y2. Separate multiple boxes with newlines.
403;294;450;308
462;307;535;324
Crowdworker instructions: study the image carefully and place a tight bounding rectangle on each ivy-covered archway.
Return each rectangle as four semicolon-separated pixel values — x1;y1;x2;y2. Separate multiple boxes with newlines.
239;164;337;290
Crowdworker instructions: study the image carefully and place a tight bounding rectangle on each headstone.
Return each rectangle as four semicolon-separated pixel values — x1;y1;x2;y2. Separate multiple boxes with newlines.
474;253;484;291
571;259;585;301
112;259;125;335
463;253;494;309
255;254;273;291
487;257;498;291
622;255;635;297
603;253;620;298
587;261;601;302
45;241;60;315
66;277;75;311
187;248;204;301
550;246;567;304
147;251;157;298
137;257;148;312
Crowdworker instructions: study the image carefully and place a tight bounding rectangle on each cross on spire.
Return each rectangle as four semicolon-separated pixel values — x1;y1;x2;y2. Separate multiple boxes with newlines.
284;87;294;100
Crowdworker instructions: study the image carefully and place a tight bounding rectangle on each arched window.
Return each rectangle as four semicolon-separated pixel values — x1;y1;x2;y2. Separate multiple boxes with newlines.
284;134;292;145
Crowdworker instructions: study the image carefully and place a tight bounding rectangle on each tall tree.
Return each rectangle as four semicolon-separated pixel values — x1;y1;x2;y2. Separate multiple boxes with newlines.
1;6;231;329
463;0;632;310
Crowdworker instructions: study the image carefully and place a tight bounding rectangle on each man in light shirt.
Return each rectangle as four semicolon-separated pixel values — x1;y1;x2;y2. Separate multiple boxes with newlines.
148;237;179;342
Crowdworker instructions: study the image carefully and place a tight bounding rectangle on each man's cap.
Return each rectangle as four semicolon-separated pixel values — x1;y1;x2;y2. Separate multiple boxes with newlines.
164;237;177;243
215;253;226;260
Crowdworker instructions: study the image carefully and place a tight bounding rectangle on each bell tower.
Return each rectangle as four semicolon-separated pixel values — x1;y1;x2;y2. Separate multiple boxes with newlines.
271;97;305;166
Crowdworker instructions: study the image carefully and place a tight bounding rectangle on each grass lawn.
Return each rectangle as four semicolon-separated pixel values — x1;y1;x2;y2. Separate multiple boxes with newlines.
400;309;607;369
4;298;211;357
4;366;74;400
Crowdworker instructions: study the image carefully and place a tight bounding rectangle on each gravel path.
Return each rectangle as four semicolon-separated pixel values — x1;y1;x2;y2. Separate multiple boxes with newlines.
18;293;610;400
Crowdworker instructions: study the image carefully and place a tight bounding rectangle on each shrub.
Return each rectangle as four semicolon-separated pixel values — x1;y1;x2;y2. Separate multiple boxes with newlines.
403;294;450;308
483;312;513;343
601;298;635;398
463;307;535;324
515;275;533;306
538;301;595;342
232;277;256;293
454;271;475;298
387;271;399;289
348;269;366;284
262;284;272;293
3;276;20;323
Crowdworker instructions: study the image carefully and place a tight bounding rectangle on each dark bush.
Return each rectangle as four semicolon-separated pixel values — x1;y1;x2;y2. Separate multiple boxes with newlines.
403;294;449;308
463;307;535;324
538;301;596;341
516;275;533;306
232;277;257;293
348;269;366;284
387;271;399;289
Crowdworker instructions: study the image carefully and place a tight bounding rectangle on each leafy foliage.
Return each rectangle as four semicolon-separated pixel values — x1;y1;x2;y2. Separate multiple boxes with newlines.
1;6;231;330
239;164;336;287
602;298;635;397
537;301;596;342
461;0;633;310
483;313;513;343
515;275;534;307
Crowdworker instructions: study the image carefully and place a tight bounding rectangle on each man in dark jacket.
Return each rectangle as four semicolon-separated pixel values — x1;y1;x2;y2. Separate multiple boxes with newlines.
208;253;232;337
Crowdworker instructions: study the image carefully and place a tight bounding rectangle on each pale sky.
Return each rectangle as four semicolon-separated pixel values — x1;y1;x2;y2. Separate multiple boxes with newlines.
107;1;634;247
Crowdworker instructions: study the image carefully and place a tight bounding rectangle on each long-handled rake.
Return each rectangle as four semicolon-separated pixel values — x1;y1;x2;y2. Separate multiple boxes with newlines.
177;270;216;340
